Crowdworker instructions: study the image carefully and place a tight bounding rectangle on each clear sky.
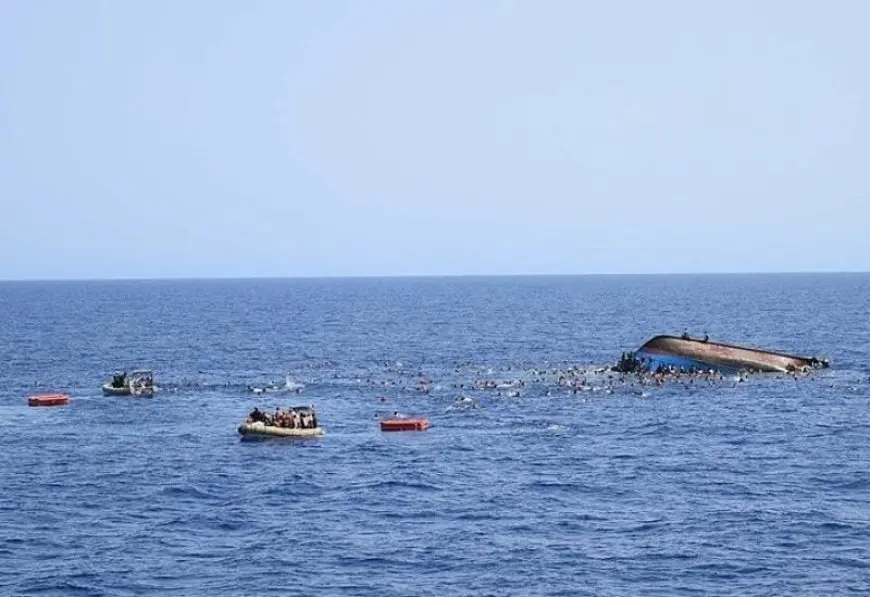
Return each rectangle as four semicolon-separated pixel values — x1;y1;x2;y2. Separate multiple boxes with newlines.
1;1;868;279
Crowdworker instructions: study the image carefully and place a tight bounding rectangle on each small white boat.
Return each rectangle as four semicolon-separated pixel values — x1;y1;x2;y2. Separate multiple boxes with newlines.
102;370;157;397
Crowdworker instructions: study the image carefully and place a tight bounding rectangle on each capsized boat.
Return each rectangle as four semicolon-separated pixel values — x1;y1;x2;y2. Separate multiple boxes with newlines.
102;370;157;397
616;334;829;374
237;405;324;439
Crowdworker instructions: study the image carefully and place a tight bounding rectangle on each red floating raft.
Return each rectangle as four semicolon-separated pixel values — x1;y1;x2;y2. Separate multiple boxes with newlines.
380;417;429;432
28;393;71;407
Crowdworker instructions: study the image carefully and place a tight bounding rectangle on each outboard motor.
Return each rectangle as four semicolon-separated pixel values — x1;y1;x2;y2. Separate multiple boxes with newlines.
814;357;830;369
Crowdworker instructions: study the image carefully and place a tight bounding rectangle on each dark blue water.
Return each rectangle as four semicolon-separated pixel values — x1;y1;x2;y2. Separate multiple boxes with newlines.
1;274;869;596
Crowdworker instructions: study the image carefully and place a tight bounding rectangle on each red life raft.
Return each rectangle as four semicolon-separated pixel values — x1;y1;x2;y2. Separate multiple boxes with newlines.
380;418;429;432
28;393;71;407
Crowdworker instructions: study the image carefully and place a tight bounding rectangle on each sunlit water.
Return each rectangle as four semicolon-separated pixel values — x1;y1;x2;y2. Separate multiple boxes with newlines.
1;275;869;596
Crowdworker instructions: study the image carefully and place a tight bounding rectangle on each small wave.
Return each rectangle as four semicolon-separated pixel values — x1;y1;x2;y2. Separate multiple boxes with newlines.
17;580;100;596
263;481;324;496
158;485;220;501
816;520;858;531
527;480;587;494
808;476;870;491
361;479;443;492
828;557;870;570
455;511;501;522
623;519;667;533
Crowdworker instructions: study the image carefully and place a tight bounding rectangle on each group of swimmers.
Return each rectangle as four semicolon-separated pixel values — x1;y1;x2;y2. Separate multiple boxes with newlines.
246;407;318;429
262;341;825;414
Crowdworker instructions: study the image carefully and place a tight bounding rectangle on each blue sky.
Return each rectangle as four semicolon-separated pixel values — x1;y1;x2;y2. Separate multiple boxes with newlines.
1;1;867;279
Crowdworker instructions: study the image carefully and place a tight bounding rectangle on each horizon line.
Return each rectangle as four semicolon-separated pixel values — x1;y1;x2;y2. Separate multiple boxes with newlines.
1;269;869;283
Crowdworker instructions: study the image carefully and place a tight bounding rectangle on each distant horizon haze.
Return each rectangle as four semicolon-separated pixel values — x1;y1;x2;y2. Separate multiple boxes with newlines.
2;1;868;279
2;269;869;283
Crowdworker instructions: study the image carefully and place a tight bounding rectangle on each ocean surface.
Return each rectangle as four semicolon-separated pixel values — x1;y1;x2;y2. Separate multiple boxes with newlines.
1;274;869;596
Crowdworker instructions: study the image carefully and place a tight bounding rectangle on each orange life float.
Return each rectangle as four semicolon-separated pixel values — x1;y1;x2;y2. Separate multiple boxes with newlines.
28;393;71;407
380;417;429;432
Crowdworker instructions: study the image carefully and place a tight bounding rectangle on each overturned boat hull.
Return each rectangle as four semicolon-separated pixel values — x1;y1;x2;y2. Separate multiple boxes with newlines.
634;335;828;373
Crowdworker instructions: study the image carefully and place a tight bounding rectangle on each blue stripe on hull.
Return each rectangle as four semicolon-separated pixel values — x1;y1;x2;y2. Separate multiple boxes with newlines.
635;351;740;373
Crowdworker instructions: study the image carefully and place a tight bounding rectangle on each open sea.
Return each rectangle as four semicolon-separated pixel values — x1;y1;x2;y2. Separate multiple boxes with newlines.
1;274;869;596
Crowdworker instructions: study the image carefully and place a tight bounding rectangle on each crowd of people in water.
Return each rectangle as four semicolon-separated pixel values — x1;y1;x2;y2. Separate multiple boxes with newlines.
234;354;845;433
239;349;827;417
246;407;318;429
227;331;836;427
